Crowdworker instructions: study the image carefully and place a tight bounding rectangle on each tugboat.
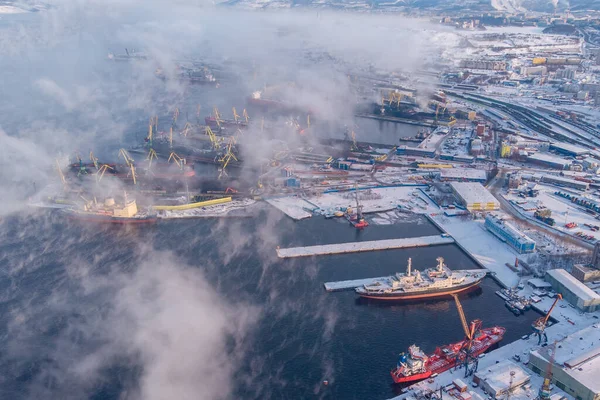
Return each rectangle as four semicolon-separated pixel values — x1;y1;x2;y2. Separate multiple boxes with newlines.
355;258;486;301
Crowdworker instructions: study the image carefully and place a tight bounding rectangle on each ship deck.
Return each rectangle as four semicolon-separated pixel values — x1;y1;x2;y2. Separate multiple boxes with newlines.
276;235;455;258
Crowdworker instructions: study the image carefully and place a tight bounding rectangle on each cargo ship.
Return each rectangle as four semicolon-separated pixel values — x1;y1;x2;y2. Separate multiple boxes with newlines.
204;116;248;130
63;197;157;224
391;325;506;383
354;258;486;301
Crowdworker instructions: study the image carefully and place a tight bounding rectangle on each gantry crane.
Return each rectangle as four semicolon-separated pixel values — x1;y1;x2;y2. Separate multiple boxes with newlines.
218;136;238;179
172;108;180;127
147;148;158;170
451;293;482;377
95;164;114;182
168;151;185;169
205;126;222;150
532;294;563;345
90;151;99;170
56;159;67;189
147;116;155;148
181;122;193;137
350;131;358;152
213;107;222;128
118;148;137;185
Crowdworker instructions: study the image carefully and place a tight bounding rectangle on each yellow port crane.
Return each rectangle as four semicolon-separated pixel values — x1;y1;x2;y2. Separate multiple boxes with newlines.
218;136;238;179
181;122;193;137
451;292;482;377
213;107;222;128
232;107;240;122
55;159;67;189
147;148;158;170
90;151;99;170
172;108;180;126
205;126;222;150
350;131;358;152
118;148;137;185
168;151;185;169
243;109;249;123
95;164;114;182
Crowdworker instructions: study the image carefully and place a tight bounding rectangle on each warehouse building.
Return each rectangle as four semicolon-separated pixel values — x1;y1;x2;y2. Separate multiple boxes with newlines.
527;153;572;170
540;174;589;191
473;360;530;399
485;214;536;253
545;269;600;312
396;146;436;158
529;325;600;400
550;142;589;157
450;182;500;211
440;168;487;183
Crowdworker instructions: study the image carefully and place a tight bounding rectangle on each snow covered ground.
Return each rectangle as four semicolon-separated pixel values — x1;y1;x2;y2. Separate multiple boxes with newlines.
433;214;521;288
504;185;600;245
266;196;313;220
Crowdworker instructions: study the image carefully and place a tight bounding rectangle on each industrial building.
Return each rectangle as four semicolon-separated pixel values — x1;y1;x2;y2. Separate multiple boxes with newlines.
550;142;589;157
540;174;589;191
545;269;600;312
572;264;600;283
529;325;600;400
439;168;487;183
460;60;507;71
527;153;572;170
450;182;500;211
473;360;531;399
396;146;436;158
485;214;536;253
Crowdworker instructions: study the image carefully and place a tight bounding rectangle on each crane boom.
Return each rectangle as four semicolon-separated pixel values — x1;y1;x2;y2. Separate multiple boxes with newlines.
451;294;471;340
544;294;562;325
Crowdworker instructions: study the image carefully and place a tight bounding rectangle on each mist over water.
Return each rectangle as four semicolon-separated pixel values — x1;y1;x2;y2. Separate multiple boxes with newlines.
0;4;537;400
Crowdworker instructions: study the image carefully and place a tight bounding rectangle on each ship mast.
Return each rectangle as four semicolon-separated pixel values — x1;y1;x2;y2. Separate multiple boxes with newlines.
407;258;412;276
437;257;444;272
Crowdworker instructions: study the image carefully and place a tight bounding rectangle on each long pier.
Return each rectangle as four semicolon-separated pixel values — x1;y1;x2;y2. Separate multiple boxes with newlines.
276;235;454;258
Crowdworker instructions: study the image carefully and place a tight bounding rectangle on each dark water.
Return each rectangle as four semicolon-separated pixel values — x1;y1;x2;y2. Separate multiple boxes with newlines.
353;118;421;146
0;211;539;400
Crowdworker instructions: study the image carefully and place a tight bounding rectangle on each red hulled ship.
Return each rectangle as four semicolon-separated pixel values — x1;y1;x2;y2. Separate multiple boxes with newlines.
391;326;505;383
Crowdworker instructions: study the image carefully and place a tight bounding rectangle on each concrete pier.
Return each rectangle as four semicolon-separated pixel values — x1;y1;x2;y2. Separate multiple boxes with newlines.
276;235;455;258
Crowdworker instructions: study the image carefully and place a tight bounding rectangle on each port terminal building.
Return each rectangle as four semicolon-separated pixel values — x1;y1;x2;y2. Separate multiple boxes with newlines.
545;269;600;312
529;324;600;400
439;168;487;183
450;182;500;211
484;214;536;253
473;360;531;399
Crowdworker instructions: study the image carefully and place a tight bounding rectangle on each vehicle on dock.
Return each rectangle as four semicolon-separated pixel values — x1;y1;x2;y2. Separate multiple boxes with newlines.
355;257;486;301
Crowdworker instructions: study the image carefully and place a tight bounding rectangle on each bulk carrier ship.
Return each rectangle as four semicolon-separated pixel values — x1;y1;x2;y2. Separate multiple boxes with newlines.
355;258;486;301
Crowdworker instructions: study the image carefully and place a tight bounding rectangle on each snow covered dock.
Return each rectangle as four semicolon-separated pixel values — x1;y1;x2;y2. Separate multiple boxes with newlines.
276;235;455;258
323;277;388;292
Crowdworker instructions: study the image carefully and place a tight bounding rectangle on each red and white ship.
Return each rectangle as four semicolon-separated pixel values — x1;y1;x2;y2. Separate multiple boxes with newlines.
391;325;506;384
